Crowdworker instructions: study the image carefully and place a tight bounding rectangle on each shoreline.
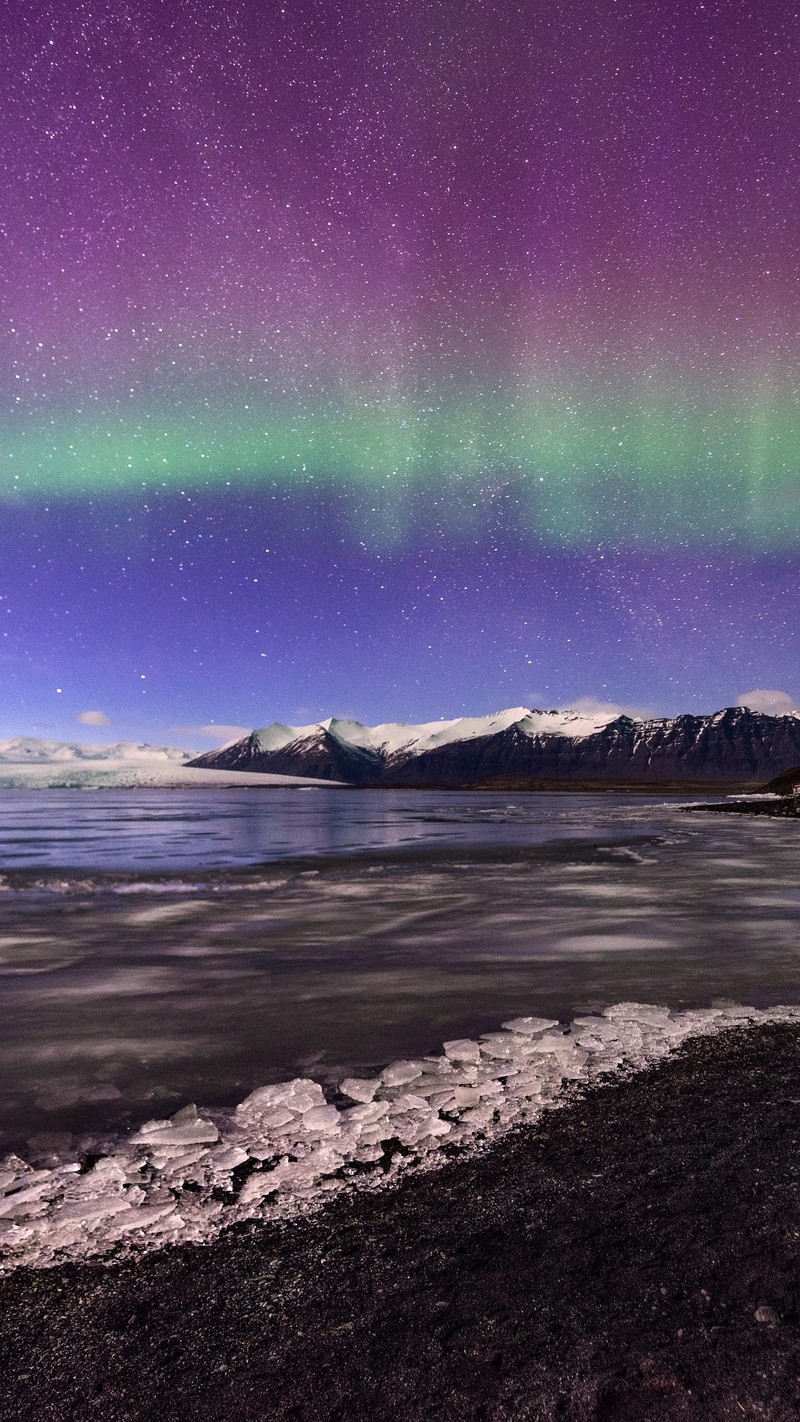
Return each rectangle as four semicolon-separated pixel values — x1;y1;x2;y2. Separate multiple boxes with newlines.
688;795;800;818
2;1002;795;1274
1;1022;800;1419
0;778;773;793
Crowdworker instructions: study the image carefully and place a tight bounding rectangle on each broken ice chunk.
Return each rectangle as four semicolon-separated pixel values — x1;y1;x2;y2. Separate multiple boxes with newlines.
79;1158;128;1190
472;1078;504;1100
479;1033;529;1060
339;1077;380;1104
386;1093;430;1116
442;1039;481;1063
501;1017;559;1036
427;1089;458;1112
300;1105;341;1135
711;1004;762;1024
386;1114;428;1146
571;1017;623;1050
149;1145;208;1173
506;1067;546;1092
0;1167;54;1196
353;1144;384;1164
556;1049;590;1079
380;1060;425;1087
351;1124;386;1147
456;1104;497;1129
449;1086;486;1110
443;1065;479;1085
102;1203;178;1239
133;1117;219;1147
235;1079;326;1121
238;1159;313;1204
602;1002;673;1026
208;1145;250;1171
405;1074;457;1099
248;1105;296;1132
340;1100;389;1125
0;1178;58;1219
525;1031;573;1056
289;1090;329;1114
56;1196;134;1225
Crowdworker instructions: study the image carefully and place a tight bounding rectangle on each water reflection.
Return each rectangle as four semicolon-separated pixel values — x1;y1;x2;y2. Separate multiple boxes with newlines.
0;786;693;870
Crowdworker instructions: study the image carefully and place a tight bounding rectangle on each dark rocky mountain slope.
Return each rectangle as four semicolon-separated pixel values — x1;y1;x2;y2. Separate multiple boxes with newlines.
763;765;800;795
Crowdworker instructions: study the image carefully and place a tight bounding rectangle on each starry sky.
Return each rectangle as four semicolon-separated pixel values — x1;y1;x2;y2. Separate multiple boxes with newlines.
1;0;798;745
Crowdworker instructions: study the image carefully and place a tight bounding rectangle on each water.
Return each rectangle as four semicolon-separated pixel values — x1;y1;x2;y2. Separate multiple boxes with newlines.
0;785;677;870
0;787;798;1152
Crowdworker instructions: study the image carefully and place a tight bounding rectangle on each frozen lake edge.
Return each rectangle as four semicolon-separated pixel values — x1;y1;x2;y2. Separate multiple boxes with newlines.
2;999;799;1273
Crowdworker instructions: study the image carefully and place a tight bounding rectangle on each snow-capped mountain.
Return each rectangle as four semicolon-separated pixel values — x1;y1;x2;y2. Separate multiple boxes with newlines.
188;708;613;784
189;705;800;788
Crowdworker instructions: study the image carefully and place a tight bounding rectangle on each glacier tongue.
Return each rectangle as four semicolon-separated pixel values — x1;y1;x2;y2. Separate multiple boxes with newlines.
0;738;193;765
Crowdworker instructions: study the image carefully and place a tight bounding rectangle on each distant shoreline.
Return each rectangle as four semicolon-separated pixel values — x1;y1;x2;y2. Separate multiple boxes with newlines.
0;775;771;793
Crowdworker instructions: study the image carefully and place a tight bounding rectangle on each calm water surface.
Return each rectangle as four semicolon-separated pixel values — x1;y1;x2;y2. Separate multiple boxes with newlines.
0;785;683;870
0;787;798;1150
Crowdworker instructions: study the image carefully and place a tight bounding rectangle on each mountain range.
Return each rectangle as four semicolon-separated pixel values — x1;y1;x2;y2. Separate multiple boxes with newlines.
189;705;800;789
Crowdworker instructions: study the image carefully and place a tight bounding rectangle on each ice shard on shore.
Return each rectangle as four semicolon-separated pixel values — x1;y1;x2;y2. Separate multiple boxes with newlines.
0;1001;797;1273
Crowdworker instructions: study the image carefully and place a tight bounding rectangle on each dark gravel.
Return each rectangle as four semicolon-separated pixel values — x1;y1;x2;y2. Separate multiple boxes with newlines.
689;796;800;818
2;1023;800;1421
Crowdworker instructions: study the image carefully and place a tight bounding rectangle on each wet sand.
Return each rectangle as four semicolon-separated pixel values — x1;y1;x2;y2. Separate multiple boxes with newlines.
1;1022;799;1420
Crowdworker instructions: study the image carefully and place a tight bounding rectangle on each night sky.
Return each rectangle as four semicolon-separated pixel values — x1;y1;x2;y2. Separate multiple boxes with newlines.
2;0;798;746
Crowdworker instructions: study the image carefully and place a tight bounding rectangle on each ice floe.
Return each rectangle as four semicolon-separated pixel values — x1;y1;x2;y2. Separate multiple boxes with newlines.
1;1000;798;1273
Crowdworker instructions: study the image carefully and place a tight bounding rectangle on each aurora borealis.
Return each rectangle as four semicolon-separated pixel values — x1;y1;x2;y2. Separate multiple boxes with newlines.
1;0;798;741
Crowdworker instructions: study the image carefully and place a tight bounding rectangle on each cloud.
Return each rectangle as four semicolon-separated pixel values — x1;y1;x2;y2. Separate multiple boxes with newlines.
557;696;653;720
182;724;251;743
737;688;799;716
76;710;111;726
561;697;628;717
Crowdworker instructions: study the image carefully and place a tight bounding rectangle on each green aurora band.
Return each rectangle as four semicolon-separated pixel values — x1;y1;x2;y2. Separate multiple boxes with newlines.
4;390;798;549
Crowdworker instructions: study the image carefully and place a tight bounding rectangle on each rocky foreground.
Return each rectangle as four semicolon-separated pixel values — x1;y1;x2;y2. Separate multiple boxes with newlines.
0;1003;788;1272
1;1023;800;1421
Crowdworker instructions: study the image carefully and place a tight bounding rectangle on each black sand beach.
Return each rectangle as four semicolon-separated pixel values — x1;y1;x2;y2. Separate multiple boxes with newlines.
1;1023;800;1421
